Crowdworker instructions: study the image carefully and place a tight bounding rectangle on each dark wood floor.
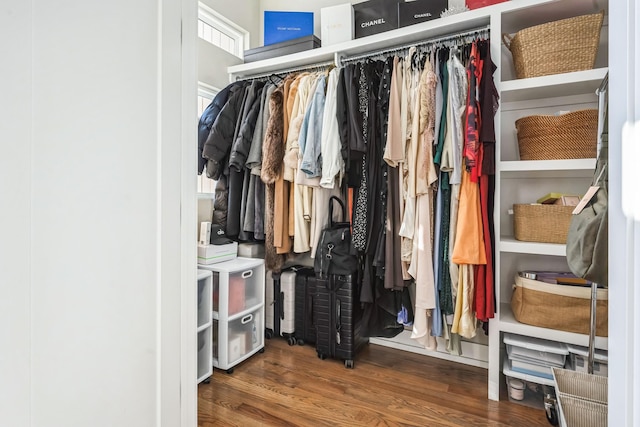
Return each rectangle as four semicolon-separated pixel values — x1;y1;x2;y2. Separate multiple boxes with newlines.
198;338;550;427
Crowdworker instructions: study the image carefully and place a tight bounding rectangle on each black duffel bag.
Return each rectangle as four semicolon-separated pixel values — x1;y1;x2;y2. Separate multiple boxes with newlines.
314;196;358;277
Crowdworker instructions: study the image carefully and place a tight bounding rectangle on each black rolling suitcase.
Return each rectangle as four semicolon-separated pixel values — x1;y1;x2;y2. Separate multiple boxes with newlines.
293;267;316;346
314;273;367;368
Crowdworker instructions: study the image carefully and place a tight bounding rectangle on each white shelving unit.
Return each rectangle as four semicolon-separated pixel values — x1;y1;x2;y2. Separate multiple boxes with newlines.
491;0;609;402
198;257;265;374
225;0;609;403
197;269;213;384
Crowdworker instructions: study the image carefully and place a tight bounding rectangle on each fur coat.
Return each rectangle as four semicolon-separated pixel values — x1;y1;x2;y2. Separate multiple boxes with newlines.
261;86;286;272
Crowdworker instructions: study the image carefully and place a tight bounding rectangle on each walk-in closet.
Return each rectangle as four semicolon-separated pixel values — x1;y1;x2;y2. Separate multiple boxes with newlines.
195;0;620;425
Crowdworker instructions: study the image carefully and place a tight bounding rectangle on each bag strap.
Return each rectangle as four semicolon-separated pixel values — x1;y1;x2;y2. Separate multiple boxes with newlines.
328;196;347;227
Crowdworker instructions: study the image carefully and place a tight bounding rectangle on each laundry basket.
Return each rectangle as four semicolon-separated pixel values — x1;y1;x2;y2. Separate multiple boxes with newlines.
552;368;608;427
502;11;604;79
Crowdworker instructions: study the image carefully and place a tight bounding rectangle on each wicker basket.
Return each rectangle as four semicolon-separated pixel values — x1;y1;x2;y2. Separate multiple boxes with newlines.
516;109;598;160
502;11;604;79
513;204;574;244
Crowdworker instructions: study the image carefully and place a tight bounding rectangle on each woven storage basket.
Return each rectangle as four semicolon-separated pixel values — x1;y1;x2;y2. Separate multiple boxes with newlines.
511;275;608;336
516;109;598;160
503;11;604;79
513;204;574;244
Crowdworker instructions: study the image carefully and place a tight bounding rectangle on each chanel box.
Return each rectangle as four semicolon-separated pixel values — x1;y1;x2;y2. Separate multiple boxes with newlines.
398;0;447;28
353;0;405;39
320;3;354;46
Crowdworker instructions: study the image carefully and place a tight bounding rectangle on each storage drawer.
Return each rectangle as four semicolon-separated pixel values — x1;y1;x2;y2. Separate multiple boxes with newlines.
209;258;265;315
227;308;262;365
213;268;260;315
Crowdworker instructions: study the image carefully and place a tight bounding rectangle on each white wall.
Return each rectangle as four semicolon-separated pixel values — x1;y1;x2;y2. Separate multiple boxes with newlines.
0;1;32;424
198;0;261;90
198;39;241;89
0;0;193;425
608;0;640;425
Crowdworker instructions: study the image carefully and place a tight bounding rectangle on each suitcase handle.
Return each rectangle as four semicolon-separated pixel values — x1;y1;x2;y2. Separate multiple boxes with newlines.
241;270;253;279
279;291;285;320
241;314;253;324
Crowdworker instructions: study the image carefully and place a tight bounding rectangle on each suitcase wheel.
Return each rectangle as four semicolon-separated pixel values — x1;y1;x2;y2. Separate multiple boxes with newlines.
287;337;297;346
258;347;265;354
297;339;305;346
317;352;327;360
226;368;234;374
202;377;211;384
345;360;354;369
265;329;273;339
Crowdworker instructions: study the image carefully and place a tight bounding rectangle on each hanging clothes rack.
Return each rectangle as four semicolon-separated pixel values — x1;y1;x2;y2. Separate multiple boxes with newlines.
339;25;490;65
236;60;336;82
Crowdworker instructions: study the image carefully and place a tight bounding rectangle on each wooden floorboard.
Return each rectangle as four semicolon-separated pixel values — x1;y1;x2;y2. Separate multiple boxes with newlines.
198;338;551;426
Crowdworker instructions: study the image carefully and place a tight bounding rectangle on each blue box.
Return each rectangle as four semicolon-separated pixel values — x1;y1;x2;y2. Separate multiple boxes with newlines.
264;11;314;46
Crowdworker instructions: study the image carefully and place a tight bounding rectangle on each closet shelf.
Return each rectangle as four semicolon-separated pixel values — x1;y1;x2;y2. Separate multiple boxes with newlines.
500;159;597;178
500;68;608;103
228;9;493;79
499;303;608;350
499;238;566;256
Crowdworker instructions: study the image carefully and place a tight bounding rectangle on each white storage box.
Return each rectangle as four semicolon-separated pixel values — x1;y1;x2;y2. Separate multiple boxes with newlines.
228;333;246;363
505;333;569;366
320;3;353;46
505;333;569;380
197;242;238;265
237;242;265;258
567;344;608;377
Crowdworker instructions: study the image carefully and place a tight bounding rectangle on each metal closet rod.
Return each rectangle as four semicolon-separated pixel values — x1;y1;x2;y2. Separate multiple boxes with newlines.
340;25;490;65
237;60;336;81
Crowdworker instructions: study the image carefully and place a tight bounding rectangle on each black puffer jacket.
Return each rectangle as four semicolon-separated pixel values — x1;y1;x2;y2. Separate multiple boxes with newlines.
229;80;265;172
203;81;249;180
197;83;234;175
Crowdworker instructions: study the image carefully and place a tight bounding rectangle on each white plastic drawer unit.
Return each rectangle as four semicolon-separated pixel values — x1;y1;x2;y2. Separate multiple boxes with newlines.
203;257;265;317
196;269;213;383
199;257;266;373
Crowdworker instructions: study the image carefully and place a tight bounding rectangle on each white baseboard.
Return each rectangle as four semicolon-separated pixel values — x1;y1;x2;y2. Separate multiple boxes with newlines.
369;330;489;369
